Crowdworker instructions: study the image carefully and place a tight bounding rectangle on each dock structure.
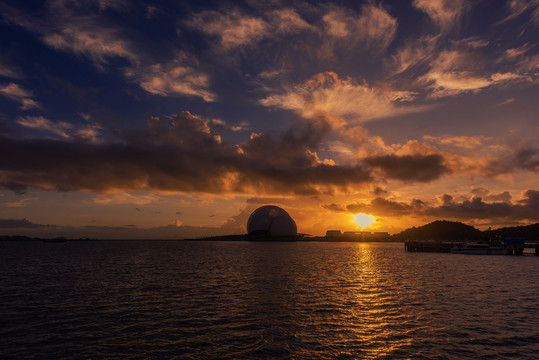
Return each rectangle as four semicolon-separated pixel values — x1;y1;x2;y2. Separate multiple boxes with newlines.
405;238;539;255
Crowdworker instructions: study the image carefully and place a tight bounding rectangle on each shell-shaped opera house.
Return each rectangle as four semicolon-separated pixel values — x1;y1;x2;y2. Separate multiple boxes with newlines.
247;205;297;237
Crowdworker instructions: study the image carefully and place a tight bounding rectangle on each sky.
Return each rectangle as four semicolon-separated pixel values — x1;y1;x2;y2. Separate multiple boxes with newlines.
1;0;539;239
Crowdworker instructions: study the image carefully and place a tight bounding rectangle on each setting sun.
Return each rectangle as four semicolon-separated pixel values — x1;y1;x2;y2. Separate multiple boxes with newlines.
354;213;375;228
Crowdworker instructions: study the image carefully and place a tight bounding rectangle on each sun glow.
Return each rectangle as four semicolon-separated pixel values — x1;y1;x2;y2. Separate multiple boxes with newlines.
354;213;375;228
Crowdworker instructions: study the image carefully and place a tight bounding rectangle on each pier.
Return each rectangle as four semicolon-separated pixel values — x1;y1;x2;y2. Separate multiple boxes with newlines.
405;239;539;255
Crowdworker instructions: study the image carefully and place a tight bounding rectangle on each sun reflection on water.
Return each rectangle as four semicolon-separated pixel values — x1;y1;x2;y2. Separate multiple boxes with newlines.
345;243;414;358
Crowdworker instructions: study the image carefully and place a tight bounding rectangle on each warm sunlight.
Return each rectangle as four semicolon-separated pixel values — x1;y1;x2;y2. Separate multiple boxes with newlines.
354;213;375;228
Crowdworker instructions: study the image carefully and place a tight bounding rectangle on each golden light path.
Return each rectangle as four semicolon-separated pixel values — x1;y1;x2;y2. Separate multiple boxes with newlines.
354;213;375;228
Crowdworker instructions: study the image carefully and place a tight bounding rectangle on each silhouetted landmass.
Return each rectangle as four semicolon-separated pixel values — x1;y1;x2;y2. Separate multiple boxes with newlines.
393;220;539;241
0;235;35;241
490;223;539;240
0;236;96;242
392;220;483;241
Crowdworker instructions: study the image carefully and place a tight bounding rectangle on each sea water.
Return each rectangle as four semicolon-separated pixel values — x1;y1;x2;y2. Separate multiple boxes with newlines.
1;241;538;359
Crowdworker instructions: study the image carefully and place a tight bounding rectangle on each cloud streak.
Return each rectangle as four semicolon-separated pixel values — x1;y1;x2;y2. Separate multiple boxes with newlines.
0;83;42;110
126;55;216;101
413;0;469;32
260;72;428;124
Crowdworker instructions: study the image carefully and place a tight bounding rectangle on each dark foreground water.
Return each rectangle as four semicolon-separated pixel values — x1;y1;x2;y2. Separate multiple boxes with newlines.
1;241;538;359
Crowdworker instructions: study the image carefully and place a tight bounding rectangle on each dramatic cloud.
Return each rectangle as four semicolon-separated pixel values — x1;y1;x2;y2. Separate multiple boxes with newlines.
365;154;449;182
0;112;372;195
260;72;427;123
488;146;539;174
510;147;539;171
327;188;539;223
0;83;42;110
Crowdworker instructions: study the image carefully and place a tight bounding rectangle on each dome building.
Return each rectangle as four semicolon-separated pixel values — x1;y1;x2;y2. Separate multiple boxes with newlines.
247;205;297;237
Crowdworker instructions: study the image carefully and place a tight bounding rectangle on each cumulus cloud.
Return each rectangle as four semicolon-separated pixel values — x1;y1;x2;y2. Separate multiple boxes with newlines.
511;147;539;171
486;146;539;174
325;188;539;222
260;72;428;123
0;83;42;110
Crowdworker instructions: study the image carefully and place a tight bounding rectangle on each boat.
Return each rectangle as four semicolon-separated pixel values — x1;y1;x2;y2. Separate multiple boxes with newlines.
450;242;509;255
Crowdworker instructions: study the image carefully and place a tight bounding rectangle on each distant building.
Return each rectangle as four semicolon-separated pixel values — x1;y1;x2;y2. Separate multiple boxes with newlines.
326;230;342;236
247;205;297;237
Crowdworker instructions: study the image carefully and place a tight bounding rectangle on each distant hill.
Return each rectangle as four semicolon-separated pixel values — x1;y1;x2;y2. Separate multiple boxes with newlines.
392;220;483;241
490;223;539;240
0;235;34;241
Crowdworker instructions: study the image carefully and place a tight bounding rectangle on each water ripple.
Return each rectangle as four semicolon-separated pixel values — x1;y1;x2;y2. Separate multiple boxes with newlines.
0;241;538;359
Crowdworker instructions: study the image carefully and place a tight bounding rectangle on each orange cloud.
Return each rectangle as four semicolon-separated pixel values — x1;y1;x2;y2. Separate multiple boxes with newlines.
127;54;216;102
188;8;312;49
16;115;102;142
260;72;429;123
423;135;491;149
0;83;42;110
323;3;397;49
413;0;469;32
